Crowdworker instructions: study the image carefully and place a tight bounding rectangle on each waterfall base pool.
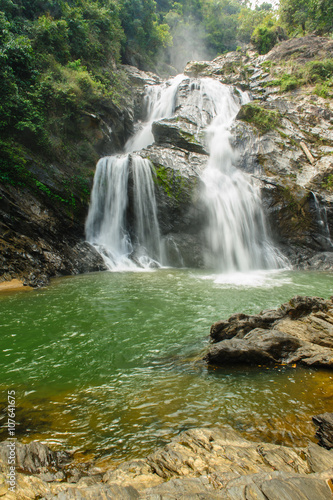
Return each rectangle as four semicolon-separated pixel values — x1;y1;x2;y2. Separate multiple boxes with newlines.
0;268;332;464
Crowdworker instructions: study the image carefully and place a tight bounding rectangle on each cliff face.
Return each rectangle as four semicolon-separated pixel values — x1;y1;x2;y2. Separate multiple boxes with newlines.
1;36;333;284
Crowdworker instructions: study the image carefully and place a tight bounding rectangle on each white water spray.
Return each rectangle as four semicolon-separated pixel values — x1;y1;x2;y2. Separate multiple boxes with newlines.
125;74;188;153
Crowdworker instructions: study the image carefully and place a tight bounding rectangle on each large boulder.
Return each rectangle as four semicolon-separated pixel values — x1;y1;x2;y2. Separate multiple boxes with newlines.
206;296;333;368
139;144;208;268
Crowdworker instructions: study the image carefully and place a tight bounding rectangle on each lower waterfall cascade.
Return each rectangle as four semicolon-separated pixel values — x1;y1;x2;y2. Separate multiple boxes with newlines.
86;73;288;272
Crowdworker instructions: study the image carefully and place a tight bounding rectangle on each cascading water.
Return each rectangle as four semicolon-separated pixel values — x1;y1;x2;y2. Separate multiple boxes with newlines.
85;155;162;270
86;71;287;273
85;74;187;270
198;79;287;272
311;192;333;250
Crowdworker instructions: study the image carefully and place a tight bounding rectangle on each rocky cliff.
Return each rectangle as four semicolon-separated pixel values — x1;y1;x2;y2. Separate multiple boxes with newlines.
0;66;157;285
1;36;333;283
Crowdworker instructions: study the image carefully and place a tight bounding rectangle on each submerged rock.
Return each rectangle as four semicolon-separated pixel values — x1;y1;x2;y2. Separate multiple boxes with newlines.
206;296;333;368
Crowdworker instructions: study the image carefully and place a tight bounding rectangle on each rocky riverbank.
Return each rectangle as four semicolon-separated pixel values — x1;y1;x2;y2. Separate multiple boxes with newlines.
207;295;333;368
1;422;333;499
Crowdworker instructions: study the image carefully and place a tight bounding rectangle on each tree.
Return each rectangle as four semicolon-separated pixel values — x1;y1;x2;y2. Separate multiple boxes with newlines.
118;0;171;60
251;13;286;54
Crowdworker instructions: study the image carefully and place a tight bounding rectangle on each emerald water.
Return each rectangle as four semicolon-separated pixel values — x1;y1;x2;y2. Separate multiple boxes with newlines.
1;269;332;464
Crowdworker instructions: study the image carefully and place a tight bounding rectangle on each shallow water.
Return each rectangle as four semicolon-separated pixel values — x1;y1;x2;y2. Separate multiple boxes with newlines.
0;268;332;463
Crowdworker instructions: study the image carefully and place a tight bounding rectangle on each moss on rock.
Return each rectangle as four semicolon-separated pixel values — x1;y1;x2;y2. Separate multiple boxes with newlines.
237;103;281;133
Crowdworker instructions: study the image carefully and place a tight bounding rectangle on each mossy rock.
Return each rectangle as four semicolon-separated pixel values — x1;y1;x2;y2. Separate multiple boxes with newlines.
237;103;281;133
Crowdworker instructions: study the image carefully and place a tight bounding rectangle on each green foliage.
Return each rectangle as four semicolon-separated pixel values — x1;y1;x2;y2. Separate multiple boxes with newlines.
238;103;281;133
153;164;187;201
251;14;286;55
264;58;333;94
32;15;70;64
0;0;128;162
279;0;333;36
304;59;333;82
118;0;172;66
202;0;242;54
321;174;333;191
237;4;273;44
314;82;331;98
278;74;299;92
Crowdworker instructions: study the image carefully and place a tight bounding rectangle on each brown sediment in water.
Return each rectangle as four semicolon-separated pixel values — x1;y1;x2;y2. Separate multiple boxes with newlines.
0;279;32;293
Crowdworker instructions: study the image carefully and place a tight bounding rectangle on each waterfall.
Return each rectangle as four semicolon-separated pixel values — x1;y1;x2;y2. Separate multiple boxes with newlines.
199;79;287;272
311;192;333;250
86;72;287;273
125;74;187;153
85;74;188;270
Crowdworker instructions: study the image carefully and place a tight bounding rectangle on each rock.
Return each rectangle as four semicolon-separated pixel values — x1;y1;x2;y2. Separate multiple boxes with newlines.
306;252;333;271
0;440;70;474
313;413;333;449
0;179;108;287
206;296;333;368
4;428;333;498
121;65;160;88
152;118;207;154
265;35;333;64
139;145;207;267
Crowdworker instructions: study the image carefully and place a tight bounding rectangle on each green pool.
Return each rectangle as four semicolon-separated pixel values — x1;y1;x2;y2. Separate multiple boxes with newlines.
0;268;332;464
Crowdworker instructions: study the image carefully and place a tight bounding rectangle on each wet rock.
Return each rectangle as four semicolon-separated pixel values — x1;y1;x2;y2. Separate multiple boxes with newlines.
206;296;333;368
152;118;207;154
139;145;207;267
0;183;108;287
313;413;333;450
306;252;333;271
121;65;160;88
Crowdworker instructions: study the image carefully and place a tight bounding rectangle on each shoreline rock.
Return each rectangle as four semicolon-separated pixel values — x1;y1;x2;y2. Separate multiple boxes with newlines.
313;413;333;450
1;426;333;499
206;296;333;368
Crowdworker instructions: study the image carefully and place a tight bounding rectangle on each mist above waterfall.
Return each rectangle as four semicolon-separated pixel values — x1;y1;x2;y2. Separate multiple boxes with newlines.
162;21;214;73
